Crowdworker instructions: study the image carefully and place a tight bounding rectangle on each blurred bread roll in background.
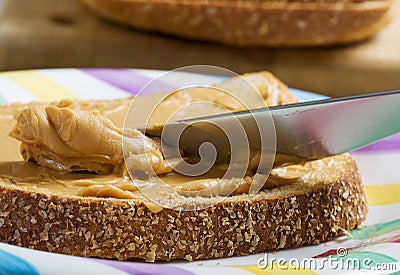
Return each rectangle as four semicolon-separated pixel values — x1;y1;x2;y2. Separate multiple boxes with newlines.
79;0;395;47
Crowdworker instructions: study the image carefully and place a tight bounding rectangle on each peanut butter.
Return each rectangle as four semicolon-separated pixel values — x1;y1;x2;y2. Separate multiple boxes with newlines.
9;104;174;175
1;73;319;212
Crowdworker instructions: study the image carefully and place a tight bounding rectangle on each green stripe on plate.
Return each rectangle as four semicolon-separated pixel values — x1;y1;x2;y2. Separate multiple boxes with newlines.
0;93;7;104
350;219;400;240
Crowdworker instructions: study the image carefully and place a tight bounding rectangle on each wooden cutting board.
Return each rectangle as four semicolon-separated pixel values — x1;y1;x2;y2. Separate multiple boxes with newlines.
0;0;399;97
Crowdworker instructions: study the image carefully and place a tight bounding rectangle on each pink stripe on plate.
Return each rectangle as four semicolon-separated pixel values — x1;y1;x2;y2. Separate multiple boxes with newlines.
354;133;400;153
80;69;175;95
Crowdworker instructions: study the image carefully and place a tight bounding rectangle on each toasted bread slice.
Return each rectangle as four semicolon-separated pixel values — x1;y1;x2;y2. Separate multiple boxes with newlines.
79;0;393;46
0;72;368;262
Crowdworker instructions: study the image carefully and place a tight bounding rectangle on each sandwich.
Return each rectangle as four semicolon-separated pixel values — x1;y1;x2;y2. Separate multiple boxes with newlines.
78;0;394;46
0;72;367;262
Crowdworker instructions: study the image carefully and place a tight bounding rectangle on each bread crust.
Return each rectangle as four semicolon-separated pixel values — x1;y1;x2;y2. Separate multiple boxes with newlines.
0;155;367;262
78;0;393;46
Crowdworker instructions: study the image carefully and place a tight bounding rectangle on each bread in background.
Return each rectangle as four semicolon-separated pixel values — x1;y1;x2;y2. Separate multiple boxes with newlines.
78;0;394;47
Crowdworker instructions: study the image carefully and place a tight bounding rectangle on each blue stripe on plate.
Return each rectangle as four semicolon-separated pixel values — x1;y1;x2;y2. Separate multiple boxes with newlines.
0;249;39;275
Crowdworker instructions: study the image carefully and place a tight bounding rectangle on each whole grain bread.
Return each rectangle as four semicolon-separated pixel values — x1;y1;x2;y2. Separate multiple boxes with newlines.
0;154;367;262
78;0;394;46
0;72;368;262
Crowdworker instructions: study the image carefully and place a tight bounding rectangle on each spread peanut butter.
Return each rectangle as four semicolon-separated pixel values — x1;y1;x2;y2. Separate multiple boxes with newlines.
1;73;335;212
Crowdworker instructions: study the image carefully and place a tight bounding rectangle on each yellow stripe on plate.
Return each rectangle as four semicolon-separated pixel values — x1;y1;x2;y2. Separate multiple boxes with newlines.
2;70;76;101
366;183;400;206
235;264;317;275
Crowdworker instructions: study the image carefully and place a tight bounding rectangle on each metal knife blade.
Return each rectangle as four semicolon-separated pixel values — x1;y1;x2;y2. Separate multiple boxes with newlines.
144;90;400;161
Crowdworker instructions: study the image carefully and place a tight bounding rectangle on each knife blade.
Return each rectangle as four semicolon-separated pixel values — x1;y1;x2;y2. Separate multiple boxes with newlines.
142;89;400;169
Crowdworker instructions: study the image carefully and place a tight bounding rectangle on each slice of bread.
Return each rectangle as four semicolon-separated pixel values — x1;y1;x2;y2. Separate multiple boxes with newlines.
78;0;394;46
0;72;368;262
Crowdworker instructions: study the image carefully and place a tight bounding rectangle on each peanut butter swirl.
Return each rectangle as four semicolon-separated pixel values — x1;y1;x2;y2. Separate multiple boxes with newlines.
9;105;175;176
